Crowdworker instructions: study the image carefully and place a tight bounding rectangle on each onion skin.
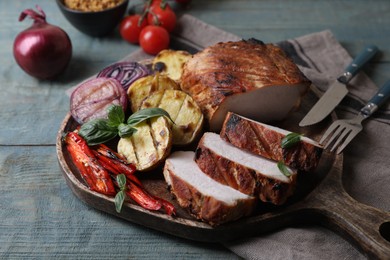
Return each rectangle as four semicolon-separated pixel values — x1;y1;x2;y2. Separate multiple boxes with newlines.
97;61;150;91
70;77;127;124
13;6;72;79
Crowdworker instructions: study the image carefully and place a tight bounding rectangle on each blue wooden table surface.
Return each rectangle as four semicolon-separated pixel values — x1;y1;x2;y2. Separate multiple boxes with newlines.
1;0;389;259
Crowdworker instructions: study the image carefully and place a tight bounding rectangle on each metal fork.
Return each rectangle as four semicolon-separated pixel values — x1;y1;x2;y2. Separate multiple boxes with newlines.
319;80;390;154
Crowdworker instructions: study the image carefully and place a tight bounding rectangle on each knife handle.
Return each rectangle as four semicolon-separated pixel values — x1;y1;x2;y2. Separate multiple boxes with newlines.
361;80;390;117
340;45;378;83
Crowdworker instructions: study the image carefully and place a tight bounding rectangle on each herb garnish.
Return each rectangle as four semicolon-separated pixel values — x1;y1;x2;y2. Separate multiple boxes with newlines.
79;105;173;146
115;174;127;213
277;161;292;177
281;132;303;149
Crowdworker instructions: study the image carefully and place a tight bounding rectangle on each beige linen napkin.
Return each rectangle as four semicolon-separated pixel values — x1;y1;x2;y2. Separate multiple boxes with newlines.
121;14;390;260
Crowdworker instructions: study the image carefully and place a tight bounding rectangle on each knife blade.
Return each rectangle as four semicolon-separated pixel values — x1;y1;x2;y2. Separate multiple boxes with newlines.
299;45;378;127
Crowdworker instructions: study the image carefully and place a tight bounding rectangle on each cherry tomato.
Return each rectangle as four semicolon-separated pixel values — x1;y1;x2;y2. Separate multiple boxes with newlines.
119;15;148;44
147;3;176;33
139;25;170;55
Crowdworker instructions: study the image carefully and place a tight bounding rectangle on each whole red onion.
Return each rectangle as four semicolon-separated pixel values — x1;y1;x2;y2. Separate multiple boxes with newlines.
13;6;72;79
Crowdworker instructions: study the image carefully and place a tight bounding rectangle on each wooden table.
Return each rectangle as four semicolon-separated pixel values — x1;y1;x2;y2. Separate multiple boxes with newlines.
1;0;389;258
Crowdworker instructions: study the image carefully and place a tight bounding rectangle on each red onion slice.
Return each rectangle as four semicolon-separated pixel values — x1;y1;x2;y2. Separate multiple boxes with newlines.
97;61;150;91
70;77;127;124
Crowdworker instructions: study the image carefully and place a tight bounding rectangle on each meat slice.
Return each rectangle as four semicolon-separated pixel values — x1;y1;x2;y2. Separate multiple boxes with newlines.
220;112;323;172
195;132;297;205
180;39;311;131
163;151;256;226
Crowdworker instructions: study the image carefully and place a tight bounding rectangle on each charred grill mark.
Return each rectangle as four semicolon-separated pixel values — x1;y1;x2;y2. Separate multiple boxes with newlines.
196;147;224;183
214;71;235;86
249;122;272;158
225;113;241;133
217;57;235;67
217;157;237;188
170;92;186;121
128;134;139;166
147;119;161;159
153;62;166;73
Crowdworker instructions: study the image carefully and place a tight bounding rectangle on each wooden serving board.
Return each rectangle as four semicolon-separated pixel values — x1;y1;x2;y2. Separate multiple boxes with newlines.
56;85;390;259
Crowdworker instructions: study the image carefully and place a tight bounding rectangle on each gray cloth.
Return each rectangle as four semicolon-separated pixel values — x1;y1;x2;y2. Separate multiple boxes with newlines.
117;14;390;260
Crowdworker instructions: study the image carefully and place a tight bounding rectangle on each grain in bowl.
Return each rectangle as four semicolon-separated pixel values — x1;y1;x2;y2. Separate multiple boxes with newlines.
64;0;124;12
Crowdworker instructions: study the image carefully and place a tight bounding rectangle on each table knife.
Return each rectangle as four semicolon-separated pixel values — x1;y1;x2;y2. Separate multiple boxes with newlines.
299;45;378;127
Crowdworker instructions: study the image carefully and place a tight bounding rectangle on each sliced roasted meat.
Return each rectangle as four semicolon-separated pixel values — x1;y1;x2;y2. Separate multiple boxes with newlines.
180;39;311;131
220;112;323;172
163;151;256;226
195;132;297;205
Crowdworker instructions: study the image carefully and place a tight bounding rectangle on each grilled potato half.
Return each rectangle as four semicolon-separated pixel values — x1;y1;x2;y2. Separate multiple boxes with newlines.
152;50;192;82
127;74;180;113
117;116;173;172
140;89;204;146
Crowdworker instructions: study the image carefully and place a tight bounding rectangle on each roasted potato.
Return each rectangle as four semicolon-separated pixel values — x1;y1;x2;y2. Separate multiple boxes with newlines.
117;116;172;172
152;49;192;82
140;89;204;146
127;74;180;112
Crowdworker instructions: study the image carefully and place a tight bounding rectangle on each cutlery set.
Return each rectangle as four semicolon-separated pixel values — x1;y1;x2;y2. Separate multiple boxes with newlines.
299;45;390;154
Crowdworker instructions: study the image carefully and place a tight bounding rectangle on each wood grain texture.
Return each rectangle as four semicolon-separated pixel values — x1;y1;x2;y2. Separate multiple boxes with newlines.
1;0;390;259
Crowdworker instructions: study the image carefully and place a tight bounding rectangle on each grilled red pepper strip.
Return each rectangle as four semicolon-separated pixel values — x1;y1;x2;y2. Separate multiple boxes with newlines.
94;149;176;215
95;144;135;171
154;196;176;216
93;150;143;187
125;181;162;211
64;132;116;196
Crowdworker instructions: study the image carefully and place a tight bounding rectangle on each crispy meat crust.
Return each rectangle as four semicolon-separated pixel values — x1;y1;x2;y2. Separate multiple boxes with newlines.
195;139;297;205
180;39;311;124
163;163;256;226
220;112;323;172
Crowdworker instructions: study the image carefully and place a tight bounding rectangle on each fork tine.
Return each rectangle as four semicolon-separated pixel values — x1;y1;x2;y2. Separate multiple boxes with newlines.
336;129;361;154
324;126;345;150
319;121;341;145
330;128;351;152
321;125;345;150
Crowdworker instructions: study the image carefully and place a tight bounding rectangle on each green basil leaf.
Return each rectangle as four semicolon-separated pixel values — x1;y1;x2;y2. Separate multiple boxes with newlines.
79;119;118;146
116;174;127;190
107;105;125;128
277;161;292;177
281;132;303;149
115;190;125;213
118;123;137;138
127;107;174;126
115;174;127;213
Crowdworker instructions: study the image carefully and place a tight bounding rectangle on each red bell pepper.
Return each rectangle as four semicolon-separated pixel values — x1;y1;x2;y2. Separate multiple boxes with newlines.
93;150;142;187
65;132;175;216
94;145;176;215
64;132;116;196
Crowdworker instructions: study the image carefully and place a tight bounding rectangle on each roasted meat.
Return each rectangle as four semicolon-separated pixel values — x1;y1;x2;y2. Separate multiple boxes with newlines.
195;132;297;205
163;151;256;226
220;112;323;172
180;39;311;131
